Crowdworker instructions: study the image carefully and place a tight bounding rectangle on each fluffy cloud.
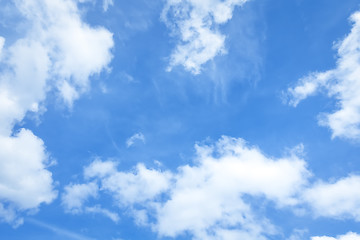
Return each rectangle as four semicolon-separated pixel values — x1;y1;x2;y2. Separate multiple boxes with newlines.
304;175;360;220
161;0;250;74
13;0;114;107
62;182;99;213
312;232;360;240
0;0;113;225
287;11;360;140
63;136;310;239
154;137;308;239
92;163;172;205
0;129;57;226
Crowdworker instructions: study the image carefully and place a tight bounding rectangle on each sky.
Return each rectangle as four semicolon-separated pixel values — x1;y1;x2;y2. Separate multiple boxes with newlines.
0;0;360;239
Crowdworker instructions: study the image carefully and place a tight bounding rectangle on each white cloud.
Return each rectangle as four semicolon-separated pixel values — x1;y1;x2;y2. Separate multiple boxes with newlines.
62;180;120;222
286;11;360;140
99;163;172;205
62;182;98;213
85;205;120;222
304;175;360;220
17;0;113;106
0;204;23;227
64;136;310;239
0;0;113;225
161;0;250;74
312;232;360;240
0;39;50;136
84;159;118;179
154;137;308;239
126;132;145;148
0;129;57;225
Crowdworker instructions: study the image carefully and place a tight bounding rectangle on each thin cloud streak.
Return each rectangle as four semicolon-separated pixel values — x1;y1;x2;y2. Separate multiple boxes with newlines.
27;218;95;240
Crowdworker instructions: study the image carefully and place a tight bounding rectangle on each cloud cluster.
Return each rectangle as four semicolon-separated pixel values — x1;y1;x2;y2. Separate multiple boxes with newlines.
162;0;250;74
287;11;360;140
63;135;360;239
63;136;312;239
0;0;113;225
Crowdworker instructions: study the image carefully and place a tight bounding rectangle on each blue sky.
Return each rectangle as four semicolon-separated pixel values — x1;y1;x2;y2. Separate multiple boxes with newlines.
1;0;360;239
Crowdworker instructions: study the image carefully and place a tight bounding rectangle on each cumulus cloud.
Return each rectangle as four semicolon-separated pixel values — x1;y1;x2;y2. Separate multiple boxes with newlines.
63;136;310;239
304;175;360;220
0;129;57;226
0;0;113;225
161;0;250;74
126;132;145;148
286;11;360;140
98;163;172;205
312;232;360;240
154;137;308;239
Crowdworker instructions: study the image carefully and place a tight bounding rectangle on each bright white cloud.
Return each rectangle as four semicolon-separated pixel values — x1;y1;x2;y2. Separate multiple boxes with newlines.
13;0;114;106
64;136;310;239
304;175;360;220
287;11;360;140
0;129;57;225
154;137;308;239
312;232;360;240
126;132;145;148
0;39;50;136
161;0;250;74
0;0;113;225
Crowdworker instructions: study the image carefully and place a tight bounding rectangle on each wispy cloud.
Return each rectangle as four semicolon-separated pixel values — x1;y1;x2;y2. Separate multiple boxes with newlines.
126;132;145;148
27;218;95;240
103;0;114;12
85;205;120;223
